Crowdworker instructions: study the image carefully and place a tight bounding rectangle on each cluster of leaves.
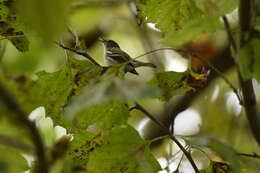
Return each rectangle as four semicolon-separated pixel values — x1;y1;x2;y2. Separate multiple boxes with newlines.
138;0;237;46
0;0;29;51
1;0;259;173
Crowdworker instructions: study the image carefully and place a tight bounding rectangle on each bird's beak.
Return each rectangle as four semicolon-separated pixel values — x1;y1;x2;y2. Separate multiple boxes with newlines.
98;37;105;42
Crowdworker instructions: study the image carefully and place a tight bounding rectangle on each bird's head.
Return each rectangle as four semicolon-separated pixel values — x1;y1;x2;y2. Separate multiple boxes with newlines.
99;38;120;49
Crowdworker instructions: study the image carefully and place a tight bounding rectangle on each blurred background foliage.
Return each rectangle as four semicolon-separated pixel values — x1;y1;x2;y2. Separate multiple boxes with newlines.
0;0;260;173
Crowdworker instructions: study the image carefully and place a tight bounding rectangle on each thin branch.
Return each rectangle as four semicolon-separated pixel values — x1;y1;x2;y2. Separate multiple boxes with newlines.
131;102;199;173
55;42;101;67
237;0;260;145
0;134;33;153
0;81;48;173
149;135;169;144
222;16;237;51
237;152;260;159
133;47;242;104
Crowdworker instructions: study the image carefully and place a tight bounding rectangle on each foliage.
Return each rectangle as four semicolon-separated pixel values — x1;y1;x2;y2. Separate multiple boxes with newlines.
138;0;237;46
0;0;29;51
0;0;260;173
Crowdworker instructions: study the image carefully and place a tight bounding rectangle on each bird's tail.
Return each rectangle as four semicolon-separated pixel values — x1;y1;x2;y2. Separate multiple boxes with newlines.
132;60;157;68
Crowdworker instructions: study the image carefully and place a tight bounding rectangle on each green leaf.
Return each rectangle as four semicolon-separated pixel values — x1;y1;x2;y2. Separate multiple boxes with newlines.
72;102;130;130
0;1;29;51
0;57;92;125
149;71;194;101
163;14;222;46
65;77;160;117
68;131;97;169
194;0;238;16
16;0;70;41
186;136;240;173
138;0;225;46
87;125;161;173
139;0;203;35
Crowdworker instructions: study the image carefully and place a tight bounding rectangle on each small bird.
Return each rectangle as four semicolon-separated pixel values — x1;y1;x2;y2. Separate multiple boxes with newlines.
100;38;156;75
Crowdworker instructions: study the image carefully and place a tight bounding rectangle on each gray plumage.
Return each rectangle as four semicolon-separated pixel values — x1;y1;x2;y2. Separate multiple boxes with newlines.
101;39;156;75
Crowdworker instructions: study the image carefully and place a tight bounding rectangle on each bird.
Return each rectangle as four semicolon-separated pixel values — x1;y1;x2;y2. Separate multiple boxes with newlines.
100;38;156;75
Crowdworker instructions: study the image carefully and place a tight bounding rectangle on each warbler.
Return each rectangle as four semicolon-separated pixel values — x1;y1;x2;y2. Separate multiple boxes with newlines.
100;38;156;75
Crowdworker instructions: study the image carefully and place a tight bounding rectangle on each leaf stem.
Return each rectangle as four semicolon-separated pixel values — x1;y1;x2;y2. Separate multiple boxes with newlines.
0;81;48;173
131;102;199;173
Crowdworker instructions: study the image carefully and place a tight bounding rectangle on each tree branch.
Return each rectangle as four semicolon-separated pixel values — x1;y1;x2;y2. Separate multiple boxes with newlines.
222;16;237;52
55;42;101;67
0;81;48;173
237;0;260;145
130;102;199;173
237;152;260;159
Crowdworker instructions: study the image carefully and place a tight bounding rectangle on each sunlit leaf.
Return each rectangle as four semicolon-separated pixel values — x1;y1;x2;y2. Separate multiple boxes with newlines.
138;0;223;46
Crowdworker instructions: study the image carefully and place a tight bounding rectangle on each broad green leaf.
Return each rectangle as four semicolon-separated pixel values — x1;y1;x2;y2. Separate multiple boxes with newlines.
163;14;222;46
139;0;203;35
65;77;160;117
186;136;240;173
16;0;70;41
0;57;92;125
149;71;194;101
194;0;238;16
72;102;130;130
138;0;224;46
0;1;29;51
87;125;161;173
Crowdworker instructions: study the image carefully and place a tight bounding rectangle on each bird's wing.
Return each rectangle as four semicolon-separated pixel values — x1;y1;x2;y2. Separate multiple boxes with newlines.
107;48;132;63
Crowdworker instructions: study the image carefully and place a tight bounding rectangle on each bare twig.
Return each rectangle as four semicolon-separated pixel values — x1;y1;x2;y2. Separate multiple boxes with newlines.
130;102;199;173
237;152;260;159
55;42;101;67
222;16;237;51
149;135;169;144
0;81;48;173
